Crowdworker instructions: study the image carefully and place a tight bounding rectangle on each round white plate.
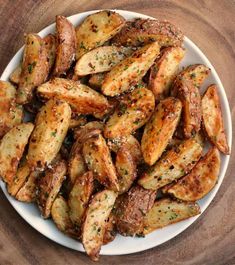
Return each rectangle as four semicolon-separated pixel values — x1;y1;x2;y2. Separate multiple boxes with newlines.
0;10;232;256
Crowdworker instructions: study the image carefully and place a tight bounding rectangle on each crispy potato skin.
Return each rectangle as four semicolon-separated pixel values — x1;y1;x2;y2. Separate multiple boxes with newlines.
103;213;116;245
149;47;185;99
141;97;182;166
89;73;105;90
143;198;200;234
82;190;117;261
73;121;104;141
17;34;49;104
53;16;76;76
0;123;34;185
104;87;155;139
167;147;220;201
138;139;202;190
43;34;56;73
37;160;67;218
69;114;87;129
0;81;23;138
76;10;125;59
114;185;156;236
9;65;22;84
102;42;160;96
27;99;71;170
111;18;184;47
83;134;119;191
202;85;229;154
37;78;110;117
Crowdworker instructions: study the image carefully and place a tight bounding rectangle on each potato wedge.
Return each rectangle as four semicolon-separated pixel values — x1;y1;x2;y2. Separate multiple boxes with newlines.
0;123;34;184
166;147;220;201
69;114;87;129
82;189;117;261
111;18;183;47
76;10;125;59
83;134;119;191
37;159;67;218
89;73;105;90
103;213;116;245
73;121;104;140
202;85;229;154
27;99;71;170
114;185;156;236
17;34;49;104
172;79;201;138
141;97;182;166
149;47;185;99
37;78;110;116
68;150;86;185
75;46;133;76
0;81;23;138
9;65;22;84
138;139;202;190
102;42;160;96
143;198;200;234
104;87;155;139
68;171;94;226
43;34;56;73
53;16;76;76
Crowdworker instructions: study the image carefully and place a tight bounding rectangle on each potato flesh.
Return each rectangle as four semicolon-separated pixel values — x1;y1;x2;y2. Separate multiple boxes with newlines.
43;34;56;73
9;65;22;84
102;42;160;96
138;139;202;190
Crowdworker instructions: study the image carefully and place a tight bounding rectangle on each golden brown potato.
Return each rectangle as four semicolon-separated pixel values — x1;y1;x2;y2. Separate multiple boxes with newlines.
43;34;56;73
68;150;86;185
138;139;202;190
102;42;160;96
27;99;71;170
73;121;104;140
0;123;34;185
111;18;184;47
76;10;125;59
0;81;23;138
104;87;155;139
37;78;110;117
82;189;117;261
9;65;22;84
103;213;116;245
171;79;201;138
202;85;229;154
149;47;185;99
37;159;67;218
53;16;76;76
141;97;182;166
166;147;220;201
75;46;133;76
16;34;49;104
89;73;105;90
83;134;119;191
114;185;156;236
143;198;200;234
68;171;94;226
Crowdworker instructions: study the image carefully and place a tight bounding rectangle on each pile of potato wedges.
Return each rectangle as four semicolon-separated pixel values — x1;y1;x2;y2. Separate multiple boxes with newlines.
0;10;229;261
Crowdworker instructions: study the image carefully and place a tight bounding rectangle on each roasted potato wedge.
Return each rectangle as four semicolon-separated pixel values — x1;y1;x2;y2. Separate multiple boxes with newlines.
149;47;185;99
75;46;132;76
37;159;67;218
37;78;110;117
17;34;49;104
0;123;34;184
69;114;87;129
9;65;22;84
82;189;117;261
89;73;105;90
76;10;125;59
43;34;56;73
53;16;76;76
104;87;155;139
0;81;23;138
202;85;229;154
27;99;71;170
166;147;220;201
112;18;183;47
141;97;182;166
103;213;116;245
102;42;160;96
73;121;104;141
115;185;156;236
83;134;119;191
68;171;94;226
172;79;201;138
68;150;86;185
138;139;202;190
143;198;200;234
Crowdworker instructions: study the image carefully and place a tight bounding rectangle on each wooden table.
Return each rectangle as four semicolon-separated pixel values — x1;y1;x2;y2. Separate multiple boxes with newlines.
0;1;234;264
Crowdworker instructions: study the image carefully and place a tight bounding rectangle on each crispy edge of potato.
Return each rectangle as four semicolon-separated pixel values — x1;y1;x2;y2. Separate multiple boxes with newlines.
167;147;221;201
9;65;22;84
82;189;117;261
103;213;116;245
43;34;56;73
69;114;87;129
73;121;104;140
202;84;229;154
88;73;105;90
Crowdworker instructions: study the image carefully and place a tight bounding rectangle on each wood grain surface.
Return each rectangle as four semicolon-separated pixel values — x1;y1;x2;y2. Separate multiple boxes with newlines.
0;0;235;264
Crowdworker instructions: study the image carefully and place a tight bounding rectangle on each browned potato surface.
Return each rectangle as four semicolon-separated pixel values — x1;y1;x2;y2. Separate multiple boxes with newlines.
103;213;116;245
89;73;105;89
43;34;56;73
9;65;22;84
69;114;87;129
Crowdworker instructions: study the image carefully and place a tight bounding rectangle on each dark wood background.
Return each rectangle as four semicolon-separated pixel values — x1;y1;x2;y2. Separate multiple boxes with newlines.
0;1;234;264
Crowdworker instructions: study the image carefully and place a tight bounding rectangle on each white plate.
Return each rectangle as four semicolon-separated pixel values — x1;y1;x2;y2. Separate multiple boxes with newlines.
0;10;232;256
